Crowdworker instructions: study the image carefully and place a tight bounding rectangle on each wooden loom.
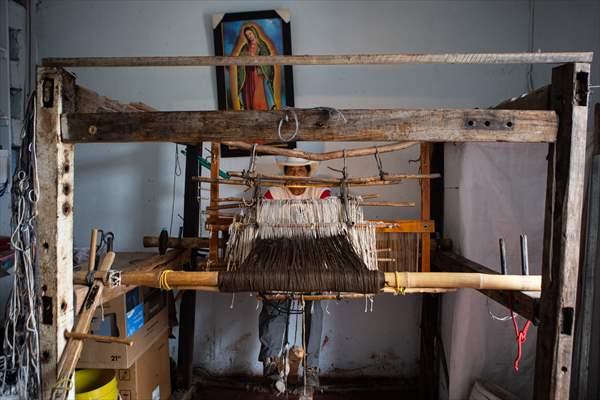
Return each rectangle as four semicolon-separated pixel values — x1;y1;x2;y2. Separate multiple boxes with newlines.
36;52;591;400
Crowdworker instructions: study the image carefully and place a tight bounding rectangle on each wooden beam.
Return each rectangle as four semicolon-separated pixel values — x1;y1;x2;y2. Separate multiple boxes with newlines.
36;67;76;398
432;251;539;322
42;52;593;68
492;85;551;110
74;84;157;113
534;63;590;400
61;109;558;144
176;144;201;390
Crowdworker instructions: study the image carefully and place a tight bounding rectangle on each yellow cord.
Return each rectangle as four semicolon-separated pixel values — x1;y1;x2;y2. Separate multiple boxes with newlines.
395;271;406;295
159;269;174;291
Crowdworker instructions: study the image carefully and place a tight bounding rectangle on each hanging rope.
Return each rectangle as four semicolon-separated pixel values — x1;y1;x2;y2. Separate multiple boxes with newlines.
510;295;532;372
277;108;299;142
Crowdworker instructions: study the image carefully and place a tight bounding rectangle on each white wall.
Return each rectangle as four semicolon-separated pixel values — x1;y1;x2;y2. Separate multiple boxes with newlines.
37;0;600;396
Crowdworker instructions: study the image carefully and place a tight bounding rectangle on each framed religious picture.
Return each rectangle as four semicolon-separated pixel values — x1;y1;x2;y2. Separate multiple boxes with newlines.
213;9;295;157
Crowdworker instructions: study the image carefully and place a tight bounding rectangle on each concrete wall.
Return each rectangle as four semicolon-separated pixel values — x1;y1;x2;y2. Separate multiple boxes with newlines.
37;0;600;396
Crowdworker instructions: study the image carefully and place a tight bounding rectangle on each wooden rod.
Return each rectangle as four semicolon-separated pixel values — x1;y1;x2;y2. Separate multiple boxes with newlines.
87;229;98;273
206;203;242;211
223;141;418;161
117;270;541;291
64;330;133;346
218;197;243;202
142;236;213;249
361;201;415;207
43;52;593;68
226;171;440;184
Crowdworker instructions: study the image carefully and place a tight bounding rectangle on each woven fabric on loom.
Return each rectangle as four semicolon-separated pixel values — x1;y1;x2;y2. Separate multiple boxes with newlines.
221;197;383;293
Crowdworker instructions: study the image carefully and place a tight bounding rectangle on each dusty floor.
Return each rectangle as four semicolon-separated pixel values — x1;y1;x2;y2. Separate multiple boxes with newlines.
192;377;418;399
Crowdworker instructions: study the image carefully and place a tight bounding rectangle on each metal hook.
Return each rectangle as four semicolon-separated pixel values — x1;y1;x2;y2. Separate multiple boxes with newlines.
277;108;299;142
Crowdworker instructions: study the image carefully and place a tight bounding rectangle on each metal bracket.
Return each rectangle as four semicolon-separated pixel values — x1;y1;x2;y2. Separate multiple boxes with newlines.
464;115;514;130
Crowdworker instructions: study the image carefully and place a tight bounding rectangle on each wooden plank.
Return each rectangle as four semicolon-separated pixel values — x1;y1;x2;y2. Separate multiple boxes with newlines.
176;144;201;390
432;251;539;322
36;67;76;399
492;85;551;110
534;63;590;400
421;143;432;272
42;52;594;68
373;220;435;233
61;109;558;144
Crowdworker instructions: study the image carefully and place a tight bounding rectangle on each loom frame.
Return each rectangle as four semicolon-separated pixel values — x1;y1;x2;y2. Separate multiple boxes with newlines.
35;52;591;399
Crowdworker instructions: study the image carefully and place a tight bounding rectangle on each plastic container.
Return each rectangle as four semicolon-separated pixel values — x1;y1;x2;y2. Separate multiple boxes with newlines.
74;369;118;400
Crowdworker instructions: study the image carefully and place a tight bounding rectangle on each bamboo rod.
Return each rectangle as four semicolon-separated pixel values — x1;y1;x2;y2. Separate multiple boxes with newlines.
223;141;418;161
64;330;133;346
42;52;594;68
117;270;541;292
194;177;436;188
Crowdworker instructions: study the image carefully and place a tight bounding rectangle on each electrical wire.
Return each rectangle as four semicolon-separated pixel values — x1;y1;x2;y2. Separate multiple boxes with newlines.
1;92;41;399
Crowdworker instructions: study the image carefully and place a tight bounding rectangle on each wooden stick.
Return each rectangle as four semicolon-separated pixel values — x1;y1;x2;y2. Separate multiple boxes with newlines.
361;201;415;207
64;330;133;346
223;141;418;161
142;236;216;249
206;203;242;211
56;252;116;398
218;197;243;202
87;229;98;273
227;171;441;184
116;270;541;292
43;52;593;68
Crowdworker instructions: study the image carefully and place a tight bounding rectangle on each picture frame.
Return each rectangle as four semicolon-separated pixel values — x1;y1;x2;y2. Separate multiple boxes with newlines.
213;9;295;157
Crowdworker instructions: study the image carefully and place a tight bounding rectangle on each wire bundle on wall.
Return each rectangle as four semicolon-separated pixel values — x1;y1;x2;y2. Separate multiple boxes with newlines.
1;93;42;399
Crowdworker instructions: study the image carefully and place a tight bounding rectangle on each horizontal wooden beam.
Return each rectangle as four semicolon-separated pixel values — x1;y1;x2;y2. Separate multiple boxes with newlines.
492;85;551;110
373;219;434;233
43;52;593;68
61;109;558;143
432;250;539;323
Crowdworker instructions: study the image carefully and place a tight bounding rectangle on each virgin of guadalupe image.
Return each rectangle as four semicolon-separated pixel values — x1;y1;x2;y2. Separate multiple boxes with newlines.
228;24;282;110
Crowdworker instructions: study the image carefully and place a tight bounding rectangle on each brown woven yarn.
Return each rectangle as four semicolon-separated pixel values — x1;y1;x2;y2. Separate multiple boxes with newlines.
218;234;384;293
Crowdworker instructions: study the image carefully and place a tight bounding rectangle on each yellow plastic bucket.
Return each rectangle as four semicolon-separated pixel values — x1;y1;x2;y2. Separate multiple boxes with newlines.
74;369;118;400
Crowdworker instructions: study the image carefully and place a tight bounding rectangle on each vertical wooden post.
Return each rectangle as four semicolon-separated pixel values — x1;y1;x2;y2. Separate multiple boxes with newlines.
419;143;442;400
209;143;220;263
176;144;201;390
534;63;590;399
36;67;76;398
420;143;431;271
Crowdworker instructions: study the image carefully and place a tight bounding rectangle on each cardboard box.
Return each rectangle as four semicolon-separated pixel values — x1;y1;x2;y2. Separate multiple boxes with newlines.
117;329;171;400
77;288;168;369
